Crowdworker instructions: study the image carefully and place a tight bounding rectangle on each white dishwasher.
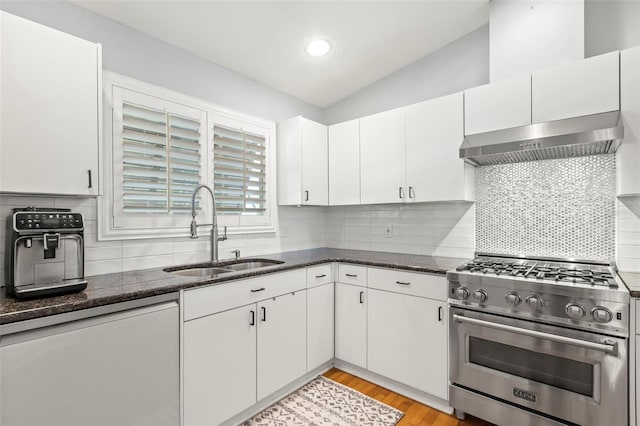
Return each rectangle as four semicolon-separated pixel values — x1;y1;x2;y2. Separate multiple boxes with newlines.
0;297;179;426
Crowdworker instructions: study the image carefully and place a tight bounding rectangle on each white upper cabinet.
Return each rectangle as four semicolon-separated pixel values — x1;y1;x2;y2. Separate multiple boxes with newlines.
360;108;406;204
329;119;360;205
0;12;101;196
464;75;532;134
618;46;640;196
406;93;474;202
277;116;328;206
532;51;620;123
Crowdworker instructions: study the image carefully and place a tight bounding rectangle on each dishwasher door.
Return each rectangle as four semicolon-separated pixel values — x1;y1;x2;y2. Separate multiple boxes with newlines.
0;301;179;426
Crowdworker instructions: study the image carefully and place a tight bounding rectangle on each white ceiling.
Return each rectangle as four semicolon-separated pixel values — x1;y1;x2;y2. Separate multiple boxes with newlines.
70;0;490;108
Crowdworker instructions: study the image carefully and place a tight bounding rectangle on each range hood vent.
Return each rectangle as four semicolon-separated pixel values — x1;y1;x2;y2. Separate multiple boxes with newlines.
460;111;624;166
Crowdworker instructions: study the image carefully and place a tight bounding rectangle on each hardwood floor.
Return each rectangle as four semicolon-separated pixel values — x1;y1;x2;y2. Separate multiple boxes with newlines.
323;368;494;426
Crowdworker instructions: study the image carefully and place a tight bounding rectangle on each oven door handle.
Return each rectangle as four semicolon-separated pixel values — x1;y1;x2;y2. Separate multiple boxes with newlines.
453;314;618;355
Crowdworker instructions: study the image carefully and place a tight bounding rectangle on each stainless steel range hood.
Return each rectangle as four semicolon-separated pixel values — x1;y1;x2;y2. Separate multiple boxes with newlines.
460;111;624;166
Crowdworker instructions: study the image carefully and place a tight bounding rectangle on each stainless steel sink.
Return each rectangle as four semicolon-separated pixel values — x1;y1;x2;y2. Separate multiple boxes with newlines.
164;258;284;278
222;260;284;271
169;267;233;278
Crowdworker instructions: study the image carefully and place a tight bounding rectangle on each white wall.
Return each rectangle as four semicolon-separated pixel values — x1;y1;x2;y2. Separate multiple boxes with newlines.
323;25;489;125
585;0;640;58
0;0;322;123
490;0;584;82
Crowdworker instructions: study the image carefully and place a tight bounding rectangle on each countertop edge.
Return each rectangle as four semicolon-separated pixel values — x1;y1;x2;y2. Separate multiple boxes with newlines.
1;250;463;326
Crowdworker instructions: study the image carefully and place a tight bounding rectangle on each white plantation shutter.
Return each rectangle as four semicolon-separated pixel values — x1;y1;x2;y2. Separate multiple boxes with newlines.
213;124;267;215
120;101;202;214
101;76;275;240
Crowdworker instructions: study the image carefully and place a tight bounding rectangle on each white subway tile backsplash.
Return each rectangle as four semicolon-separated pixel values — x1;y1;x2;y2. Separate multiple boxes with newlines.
122;254;175;272
85;259;122;277
0;195;327;286
85;245;122;262
618;197;640;272
122;240;174;258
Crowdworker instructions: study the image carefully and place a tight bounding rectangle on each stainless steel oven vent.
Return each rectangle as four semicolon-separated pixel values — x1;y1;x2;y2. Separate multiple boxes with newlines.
460;111;623;166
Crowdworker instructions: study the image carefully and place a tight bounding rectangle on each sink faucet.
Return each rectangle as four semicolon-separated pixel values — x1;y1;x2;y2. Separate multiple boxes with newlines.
231;249;241;260
190;184;227;262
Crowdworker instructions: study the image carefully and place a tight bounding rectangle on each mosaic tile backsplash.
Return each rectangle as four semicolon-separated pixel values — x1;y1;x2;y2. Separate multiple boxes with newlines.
476;155;615;261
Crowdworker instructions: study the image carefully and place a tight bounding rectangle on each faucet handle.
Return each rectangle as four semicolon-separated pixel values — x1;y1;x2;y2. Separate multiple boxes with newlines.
218;225;227;241
231;249;240;259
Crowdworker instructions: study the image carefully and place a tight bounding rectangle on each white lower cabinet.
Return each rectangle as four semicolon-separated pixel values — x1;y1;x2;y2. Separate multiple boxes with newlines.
335;282;367;369
184;304;257;426
183;270;307;426
307;282;335;371
367;288;448;399
257;291;307;400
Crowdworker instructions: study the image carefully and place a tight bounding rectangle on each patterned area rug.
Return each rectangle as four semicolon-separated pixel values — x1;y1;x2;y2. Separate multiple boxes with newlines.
241;376;404;426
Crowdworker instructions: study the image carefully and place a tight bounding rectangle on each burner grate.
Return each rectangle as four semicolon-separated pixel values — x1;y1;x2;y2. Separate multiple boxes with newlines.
455;258;617;287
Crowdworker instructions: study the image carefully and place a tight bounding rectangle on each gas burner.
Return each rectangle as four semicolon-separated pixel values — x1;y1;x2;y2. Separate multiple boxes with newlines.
453;255;619;288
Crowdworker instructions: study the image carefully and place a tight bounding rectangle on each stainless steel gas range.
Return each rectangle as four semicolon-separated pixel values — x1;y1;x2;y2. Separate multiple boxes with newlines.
447;253;629;426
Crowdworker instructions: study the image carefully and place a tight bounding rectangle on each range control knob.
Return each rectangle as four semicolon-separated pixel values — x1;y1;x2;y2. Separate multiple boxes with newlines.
456;287;470;300
591;307;613;323
565;303;586;319
526;295;544;311
472;289;488;303
505;292;522;306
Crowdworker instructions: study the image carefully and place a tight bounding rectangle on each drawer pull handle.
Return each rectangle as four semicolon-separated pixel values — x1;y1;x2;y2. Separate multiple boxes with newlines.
396;281;411;285
261;306;267;322
346;273;358;278
251;287;266;293
250;310;255;326
315;274;327;278
359;291;364;304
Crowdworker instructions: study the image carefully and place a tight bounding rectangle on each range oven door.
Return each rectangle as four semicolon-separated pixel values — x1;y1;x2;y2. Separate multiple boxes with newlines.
450;307;627;426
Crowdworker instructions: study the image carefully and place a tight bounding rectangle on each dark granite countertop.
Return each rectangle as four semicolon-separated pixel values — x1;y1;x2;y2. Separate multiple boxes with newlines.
619;271;640;298
0;248;468;325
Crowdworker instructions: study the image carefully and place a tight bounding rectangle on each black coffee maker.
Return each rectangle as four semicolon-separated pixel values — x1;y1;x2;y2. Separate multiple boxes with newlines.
4;207;88;299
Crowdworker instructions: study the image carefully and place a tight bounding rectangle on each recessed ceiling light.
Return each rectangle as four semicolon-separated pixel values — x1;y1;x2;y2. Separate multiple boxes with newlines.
306;39;331;57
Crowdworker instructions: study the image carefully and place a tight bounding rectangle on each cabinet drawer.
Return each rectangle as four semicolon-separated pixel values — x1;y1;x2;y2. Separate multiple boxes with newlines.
183;269;306;321
337;264;367;286
367;267;447;301
307;264;332;288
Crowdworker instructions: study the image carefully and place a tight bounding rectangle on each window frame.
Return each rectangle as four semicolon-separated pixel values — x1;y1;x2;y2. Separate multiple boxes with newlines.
98;71;277;241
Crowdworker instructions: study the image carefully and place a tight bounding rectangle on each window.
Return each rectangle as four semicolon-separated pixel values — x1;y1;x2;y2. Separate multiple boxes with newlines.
99;72;276;240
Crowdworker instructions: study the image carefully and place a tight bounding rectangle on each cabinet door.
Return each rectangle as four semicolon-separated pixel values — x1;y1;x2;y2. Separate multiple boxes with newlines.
257;290;307;400
329;119;360;205
1;303;179;426
532;51;620;123
276;117;303;205
405;92;473;202
0;12;99;195
464;75;532;134
184;305;257;426
302;118;329;205
360;108;406;204
335;283;367;368
618;46;640;196
367;289;447;400
307;282;335;371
